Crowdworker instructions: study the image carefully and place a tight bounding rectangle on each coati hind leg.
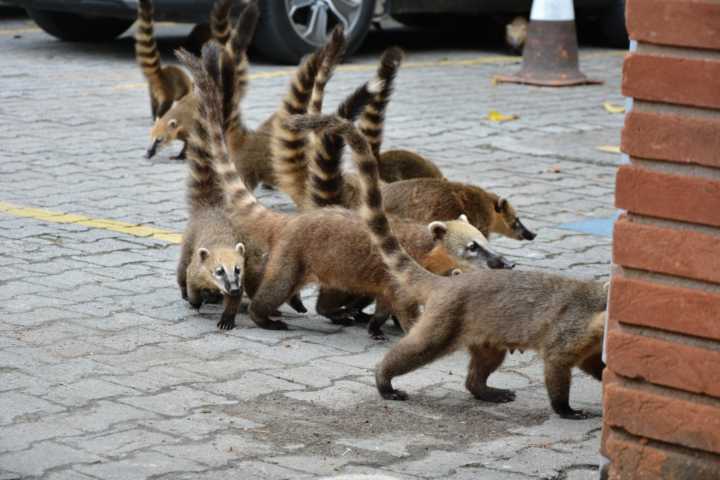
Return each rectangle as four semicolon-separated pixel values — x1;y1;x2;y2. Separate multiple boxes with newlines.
316;289;356;326
578;352;604;381
465;344;515;403
375;314;456;400
218;293;242;330
544;355;589;419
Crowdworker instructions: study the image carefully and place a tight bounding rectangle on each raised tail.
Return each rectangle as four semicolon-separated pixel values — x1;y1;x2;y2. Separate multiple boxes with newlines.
135;0;163;109
210;0;233;46
307;80;380;208
222;0;259;135
308;30;347;115
271;26;346;207
177;43;268;225
359;47;404;158
284;114;436;302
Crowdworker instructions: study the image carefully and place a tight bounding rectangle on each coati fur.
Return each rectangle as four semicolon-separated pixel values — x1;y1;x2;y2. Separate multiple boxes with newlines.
381;178;536;241
505;16;528;55
349;114;608;419
146;94;197;159
376;149;444;182
180;42;468;333
135;0;193;121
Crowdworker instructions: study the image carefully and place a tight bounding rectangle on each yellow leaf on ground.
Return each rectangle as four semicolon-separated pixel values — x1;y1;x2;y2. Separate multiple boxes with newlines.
603;101;625;114
596;145;621;154
487;110;518;122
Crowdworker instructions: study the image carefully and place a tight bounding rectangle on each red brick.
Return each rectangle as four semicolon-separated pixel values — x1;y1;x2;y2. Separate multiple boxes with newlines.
627;0;720;50
623;54;720;109
616;165;720;228
606;329;720;398
604;429;720;480
604;374;720;454
613;215;720;284
610;275;720;341
622;110;720;169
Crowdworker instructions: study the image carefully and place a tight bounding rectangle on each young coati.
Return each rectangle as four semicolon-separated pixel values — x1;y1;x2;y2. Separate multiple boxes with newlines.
347;111;607;419
381;178;536;241
135;0;193;121
146;94;197;159
180;42;481;333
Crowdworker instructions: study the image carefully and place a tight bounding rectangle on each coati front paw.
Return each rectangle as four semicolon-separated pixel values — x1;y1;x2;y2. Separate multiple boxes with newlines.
352;311;372;324
217;313;236;330
471;387;516;403
380;388;408;401
557;408;591;420
288;295;307;314
180;287;188;301
250;310;288;330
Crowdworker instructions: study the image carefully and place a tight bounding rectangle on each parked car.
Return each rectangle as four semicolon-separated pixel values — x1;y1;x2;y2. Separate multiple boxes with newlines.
6;0;626;63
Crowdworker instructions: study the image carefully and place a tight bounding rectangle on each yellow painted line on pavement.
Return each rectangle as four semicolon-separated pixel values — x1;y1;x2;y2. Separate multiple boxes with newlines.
596;145;621;154
0;201;182;244
0;26;41;36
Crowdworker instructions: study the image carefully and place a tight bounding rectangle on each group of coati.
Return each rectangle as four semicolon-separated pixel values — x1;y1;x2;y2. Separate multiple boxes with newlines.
135;0;608;420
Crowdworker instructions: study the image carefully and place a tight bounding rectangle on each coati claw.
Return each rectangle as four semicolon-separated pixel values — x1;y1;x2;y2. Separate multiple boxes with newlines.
469;386;516;403
557;408;591;420
217;315;236;330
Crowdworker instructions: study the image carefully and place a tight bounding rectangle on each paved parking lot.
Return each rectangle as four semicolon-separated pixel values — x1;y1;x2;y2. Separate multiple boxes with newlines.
0;10;625;479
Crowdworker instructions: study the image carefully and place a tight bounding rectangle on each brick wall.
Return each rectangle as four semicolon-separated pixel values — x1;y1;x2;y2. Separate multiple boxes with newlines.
602;0;720;478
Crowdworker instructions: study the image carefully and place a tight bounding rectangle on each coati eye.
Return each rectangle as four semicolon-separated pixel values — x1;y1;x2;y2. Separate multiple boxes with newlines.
215;267;224;276
234;265;241;275
467;243;480;252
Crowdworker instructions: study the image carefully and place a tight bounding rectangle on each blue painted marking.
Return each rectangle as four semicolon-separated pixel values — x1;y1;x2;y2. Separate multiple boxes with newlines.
557;212;620;237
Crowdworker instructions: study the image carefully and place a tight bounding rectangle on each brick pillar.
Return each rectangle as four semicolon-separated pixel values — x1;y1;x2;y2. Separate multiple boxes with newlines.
601;0;720;478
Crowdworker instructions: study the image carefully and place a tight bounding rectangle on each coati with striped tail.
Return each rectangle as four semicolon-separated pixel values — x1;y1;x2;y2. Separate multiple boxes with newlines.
177;1;305;329
135;0;193;121
178;41;494;332
146;94;197;159
346;109;607;419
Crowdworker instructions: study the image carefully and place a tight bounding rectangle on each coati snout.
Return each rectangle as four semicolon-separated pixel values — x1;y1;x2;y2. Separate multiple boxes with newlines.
196;243;245;297
440;215;515;269
494;198;536;241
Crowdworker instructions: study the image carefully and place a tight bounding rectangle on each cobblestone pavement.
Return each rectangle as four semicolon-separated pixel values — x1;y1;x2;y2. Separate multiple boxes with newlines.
0;10;625;480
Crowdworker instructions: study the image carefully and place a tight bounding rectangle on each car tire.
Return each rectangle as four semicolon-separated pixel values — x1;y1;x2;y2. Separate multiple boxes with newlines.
254;0;375;64
598;0;628;48
26;8;134;42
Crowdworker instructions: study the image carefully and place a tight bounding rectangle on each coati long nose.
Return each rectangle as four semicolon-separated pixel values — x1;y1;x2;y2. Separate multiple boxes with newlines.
516;219;536;241
228;286;242;297
488;254;515;270
146;138;161;159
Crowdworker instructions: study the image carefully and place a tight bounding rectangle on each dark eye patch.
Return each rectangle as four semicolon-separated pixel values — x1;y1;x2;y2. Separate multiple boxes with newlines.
215;267;224;276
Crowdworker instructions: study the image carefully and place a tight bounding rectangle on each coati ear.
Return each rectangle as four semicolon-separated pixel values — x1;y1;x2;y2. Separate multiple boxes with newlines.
168;119;178;129
458;214;470;224
451;268;462;276
428;221;448;241
603;281;610;294
494;197;508;213
235;242;245;256
198;248;210;262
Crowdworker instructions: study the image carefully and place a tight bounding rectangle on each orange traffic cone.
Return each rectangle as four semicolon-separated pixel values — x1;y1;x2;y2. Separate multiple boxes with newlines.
495;0;602;86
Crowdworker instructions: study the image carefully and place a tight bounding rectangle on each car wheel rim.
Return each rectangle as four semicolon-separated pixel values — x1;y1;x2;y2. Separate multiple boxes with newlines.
285;0;362;46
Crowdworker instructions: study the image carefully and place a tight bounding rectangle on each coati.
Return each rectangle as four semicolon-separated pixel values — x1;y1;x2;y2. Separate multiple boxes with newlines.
146;93;197;159
179;41;488;333
347;109;607;419
376;149;445;183
505;16;528;55
381;178;536;241
135;0;193;121
177;2;305;329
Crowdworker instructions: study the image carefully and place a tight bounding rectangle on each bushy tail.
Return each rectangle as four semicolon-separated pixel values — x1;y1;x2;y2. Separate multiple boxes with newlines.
306;47;403;208
307;81;378;207
285;114;435;302
308;32;347;115
271;26;346;207
135;0;163;90
221;0;259;136
210;0;233;46
359;47;404;158
177;43;269;225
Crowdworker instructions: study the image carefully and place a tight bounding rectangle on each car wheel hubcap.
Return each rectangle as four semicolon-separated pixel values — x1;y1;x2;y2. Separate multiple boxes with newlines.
286;0;362;46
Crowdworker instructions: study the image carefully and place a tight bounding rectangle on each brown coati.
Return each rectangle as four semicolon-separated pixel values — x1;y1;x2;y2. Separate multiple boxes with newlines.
180;42;475;333
135;0;193;121
146;94;197;159
381;178;536;241
349;113;608;419
505;16;528;55
376;149;444;182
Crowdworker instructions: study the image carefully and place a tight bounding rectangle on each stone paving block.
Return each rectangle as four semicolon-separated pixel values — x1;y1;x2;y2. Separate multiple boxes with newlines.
0;419;84;453
266;359;370;389
284;380;377;410
267;455;361;476
63;427;180;457
0;391;65;425
53;400;158;434
118;385;236;417
0;441;102;477
40;378;140;407
153;433;273;467
202;372;306;401
74;451;205;480
145;411;262;441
